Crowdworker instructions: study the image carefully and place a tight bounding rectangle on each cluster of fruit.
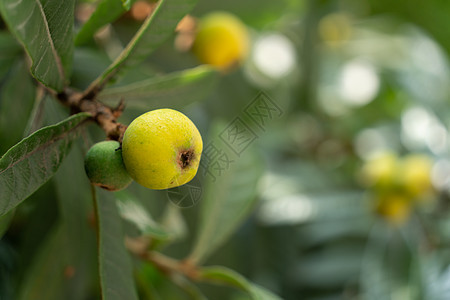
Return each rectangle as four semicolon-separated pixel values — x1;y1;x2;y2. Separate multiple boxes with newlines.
360;151;434;224
84;11;251;192
84;109;203;191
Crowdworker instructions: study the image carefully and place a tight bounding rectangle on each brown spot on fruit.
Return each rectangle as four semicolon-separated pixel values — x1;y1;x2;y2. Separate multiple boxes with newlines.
178;149;194;169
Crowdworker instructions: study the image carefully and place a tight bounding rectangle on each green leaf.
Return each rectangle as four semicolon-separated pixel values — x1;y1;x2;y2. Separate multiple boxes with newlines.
0;60;36;154
55;141;94;242
0;209;14;238
0;0;75;91
95;188;139;300
159;204;188;243
98;66;218;110
85;0;198;92
250;285;283;300
0;113;90;216
75;0;138;46
22;89;47;137
115;191;188;250
369;0;450;56
0;32;21;80
53;141;97;300
121;0;132;10
201;266;282;300
188;126;264;263
115;190;171;240
17;224;71;300
71;48;112;90
200;266;247;290
135;263;164;300
175;277;208;300
360;222;393;300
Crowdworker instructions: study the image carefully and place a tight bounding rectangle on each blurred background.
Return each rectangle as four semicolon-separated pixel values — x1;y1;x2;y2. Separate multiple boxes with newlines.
2;0;450;299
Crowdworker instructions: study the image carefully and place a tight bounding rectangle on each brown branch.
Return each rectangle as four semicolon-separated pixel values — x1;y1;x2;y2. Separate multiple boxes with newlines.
54;87;127;142
141;251;200;281
125;236;200;281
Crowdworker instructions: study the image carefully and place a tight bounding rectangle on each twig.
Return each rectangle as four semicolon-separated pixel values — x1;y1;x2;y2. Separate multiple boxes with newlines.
140;251;200;281
51;87;128;142
125;237;201;281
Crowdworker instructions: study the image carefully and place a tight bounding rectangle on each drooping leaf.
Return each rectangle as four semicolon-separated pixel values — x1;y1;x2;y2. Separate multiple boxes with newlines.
159;204;188;243
53;141;97;300
201;266;282;300
188;122;264;263
54;140;93;244
98;65;218;110
0;113;90;216
200;266;247;290
135;263;164;300
0;32;21;80
0;240;15;299
17;224;71;300
0;209;14;238
85;0;198;93
419;253;450;300
10;180;60;276
75;0;138;46
250;284;283;300
0;0;75;91
360;222;393;300
174;276;208;300
115;190;171;240
95;188;138;300
0;60;36;154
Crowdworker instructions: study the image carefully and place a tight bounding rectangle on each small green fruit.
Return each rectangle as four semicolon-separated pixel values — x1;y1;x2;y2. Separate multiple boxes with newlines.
122;108;203;190
84;141;132;191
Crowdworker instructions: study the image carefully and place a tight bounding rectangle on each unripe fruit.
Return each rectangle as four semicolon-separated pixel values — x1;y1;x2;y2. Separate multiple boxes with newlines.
122;109;203;190
192;11;249;70
84;141;132;191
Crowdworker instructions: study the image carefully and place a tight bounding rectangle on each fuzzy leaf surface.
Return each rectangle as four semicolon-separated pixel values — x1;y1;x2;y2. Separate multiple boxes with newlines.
98;66;217;110
0;0;75;91
86;0;198;91
95;189;139;300
0;113;90;216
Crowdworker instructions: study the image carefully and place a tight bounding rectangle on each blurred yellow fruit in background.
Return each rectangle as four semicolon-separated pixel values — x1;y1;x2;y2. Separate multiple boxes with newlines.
361;151;398;189
375;194;411;225
319;13;352;47
400;154;433;198
192;11;249;70
362;152;435;225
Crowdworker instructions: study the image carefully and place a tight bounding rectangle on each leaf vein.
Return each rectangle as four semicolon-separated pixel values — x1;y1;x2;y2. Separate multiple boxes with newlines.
0;118;87;176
